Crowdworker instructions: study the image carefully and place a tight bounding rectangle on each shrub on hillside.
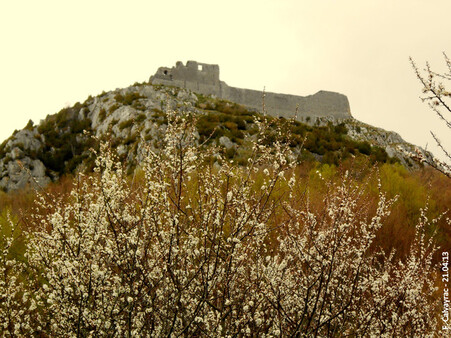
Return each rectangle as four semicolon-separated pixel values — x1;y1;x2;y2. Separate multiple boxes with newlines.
0;110;443;335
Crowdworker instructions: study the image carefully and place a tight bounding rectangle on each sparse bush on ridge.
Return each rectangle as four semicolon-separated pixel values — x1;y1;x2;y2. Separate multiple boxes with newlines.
108;103;120;114
194;100;393;166
118;119;134;130
98;108;107;122
114;92;145;106
0;109;444;336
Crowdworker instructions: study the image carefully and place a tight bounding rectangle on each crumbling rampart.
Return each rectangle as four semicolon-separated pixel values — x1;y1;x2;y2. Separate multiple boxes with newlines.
150;60;352;120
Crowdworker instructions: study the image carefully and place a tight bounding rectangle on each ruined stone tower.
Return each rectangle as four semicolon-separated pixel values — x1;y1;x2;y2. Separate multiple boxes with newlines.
150;60;352;120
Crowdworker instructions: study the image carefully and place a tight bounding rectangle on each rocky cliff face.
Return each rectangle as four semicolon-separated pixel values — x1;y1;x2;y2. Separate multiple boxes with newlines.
0;82;432;192
344;120;435;169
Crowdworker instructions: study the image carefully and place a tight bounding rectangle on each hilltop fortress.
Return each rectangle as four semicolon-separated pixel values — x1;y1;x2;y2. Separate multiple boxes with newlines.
150;60;352;120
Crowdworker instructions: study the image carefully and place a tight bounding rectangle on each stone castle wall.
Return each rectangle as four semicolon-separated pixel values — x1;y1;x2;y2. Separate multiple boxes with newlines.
150;60;352;120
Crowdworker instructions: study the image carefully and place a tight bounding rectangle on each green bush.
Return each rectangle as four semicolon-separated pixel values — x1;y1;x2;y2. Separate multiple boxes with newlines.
334;123;348;135
25;120;34;131
132;100;146;111
109;103;120;114
357;141;372;155
115;92;145;106
135;113;147;123
114;93;125;103
119;119;134;130
371;146;389;163
98;108;107;122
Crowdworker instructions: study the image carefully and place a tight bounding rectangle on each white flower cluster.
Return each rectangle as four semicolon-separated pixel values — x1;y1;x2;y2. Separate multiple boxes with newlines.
0;110;442;336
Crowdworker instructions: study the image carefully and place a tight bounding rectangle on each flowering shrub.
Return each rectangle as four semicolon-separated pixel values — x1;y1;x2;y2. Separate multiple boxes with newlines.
0;110;443;335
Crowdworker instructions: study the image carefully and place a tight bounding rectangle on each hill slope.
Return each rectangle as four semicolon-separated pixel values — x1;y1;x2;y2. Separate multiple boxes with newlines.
0;82;432;192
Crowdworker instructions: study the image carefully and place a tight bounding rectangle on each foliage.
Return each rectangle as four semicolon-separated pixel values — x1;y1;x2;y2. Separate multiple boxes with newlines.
108;103;120;114
118;119;134;130
35;104;95;175
135;113;147;123
98;108;107;122
24;120;34;131
0;110;443;336
193;96;394;166
114;92;145;106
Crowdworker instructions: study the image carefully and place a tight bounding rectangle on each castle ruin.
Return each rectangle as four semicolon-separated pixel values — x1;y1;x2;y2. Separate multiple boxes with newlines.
150;60;352;120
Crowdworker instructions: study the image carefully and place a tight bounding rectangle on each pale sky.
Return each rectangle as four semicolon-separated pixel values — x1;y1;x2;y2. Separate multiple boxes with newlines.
1;0;450;160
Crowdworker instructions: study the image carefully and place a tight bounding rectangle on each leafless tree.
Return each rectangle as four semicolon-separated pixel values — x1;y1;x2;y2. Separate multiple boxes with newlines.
410;53;451;178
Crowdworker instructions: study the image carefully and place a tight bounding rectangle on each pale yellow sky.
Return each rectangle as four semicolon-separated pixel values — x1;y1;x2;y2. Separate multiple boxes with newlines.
1;0;450;160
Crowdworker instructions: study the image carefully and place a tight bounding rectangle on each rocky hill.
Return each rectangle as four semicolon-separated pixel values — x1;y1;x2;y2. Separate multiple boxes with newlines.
0;82;432;192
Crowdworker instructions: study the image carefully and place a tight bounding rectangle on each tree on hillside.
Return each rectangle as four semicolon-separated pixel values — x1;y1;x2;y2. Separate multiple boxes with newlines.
410;53;451;178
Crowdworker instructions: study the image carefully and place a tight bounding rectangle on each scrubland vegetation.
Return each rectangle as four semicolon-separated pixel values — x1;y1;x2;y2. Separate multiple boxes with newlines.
0;109;449;336
0;89;400;186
